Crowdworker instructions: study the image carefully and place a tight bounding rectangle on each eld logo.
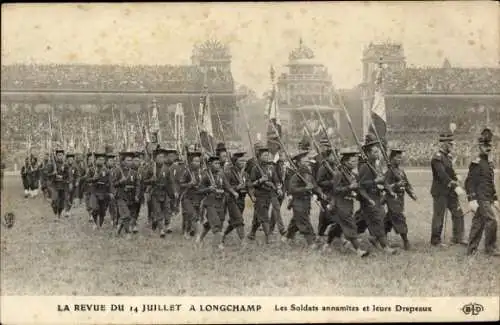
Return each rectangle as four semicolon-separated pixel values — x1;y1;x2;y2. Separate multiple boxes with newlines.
461;303;484;316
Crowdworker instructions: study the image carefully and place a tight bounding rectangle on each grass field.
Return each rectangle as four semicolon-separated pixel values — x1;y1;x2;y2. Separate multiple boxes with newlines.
1;171;499;297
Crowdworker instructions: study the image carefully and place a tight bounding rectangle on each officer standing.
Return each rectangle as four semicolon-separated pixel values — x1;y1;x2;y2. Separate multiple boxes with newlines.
464;128;500;256
430;133;467;247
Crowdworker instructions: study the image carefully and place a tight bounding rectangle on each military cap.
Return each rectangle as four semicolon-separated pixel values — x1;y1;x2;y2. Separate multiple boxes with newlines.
207;155;220;164
256;147;270;157
339;147;360;160
389;148;405;158
478;127;493;145
187;151;202;161
291;150;310;162
55;149;65;154
106;153;116;159
215;142;227;154
66;153;75;158
363;133;379;149
94;153;107;159
119;151;136;160
231;151;246;163
439;133;454;142
154;148;177;157
86;152;95;158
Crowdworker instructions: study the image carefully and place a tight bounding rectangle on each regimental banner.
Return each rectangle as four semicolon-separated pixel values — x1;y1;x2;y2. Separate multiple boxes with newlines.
1;296;498;324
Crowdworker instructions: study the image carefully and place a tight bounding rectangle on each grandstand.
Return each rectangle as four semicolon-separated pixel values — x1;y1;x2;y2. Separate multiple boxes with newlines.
357;42;500;167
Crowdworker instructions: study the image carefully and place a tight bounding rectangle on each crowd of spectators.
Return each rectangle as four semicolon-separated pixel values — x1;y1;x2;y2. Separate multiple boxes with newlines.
1;64;234;93
383;67;500;94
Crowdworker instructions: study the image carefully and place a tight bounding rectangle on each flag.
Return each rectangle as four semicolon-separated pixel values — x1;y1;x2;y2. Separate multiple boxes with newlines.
199;90;215;154
150;99;161;143
265;66;282;144
368;64;387;145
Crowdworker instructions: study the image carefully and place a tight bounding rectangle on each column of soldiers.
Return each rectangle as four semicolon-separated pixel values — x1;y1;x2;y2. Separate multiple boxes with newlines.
9;126;499;257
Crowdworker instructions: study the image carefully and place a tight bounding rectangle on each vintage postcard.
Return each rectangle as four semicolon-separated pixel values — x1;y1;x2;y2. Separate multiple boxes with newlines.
1;1;499;324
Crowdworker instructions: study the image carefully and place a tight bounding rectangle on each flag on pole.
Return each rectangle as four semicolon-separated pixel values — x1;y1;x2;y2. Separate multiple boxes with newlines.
265;65;282;141
368;63;387;145
150;99;161;144
199;88;215;154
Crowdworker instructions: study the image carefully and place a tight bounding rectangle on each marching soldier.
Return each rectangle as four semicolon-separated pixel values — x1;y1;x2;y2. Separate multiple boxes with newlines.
430;133;467;247
113;152;141;236
197;155;230;249
222;151;248;245
283;151;326;249
39;153;51;199
247;146;283;244
144;148;178;237
314;137;333;236
64;153;79;216
132;151;146;229
268;136;287;238
179;151;204;239
316;143;339;238
358;135;397;255
106;153;120;226
384;149;417;250
21;155;39;198
74;153;86;205
465;128;500;256
83;153;95;222
216;142;230;172
244;141;265;203
47;149;71;218
325;148;369;257
87;153;113;229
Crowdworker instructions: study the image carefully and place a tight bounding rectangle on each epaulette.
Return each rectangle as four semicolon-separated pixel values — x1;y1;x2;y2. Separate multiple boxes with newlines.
471;157;481;164
432;152;443;160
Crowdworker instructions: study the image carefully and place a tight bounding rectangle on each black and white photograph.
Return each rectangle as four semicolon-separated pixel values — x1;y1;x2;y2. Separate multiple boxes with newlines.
1;2;499;324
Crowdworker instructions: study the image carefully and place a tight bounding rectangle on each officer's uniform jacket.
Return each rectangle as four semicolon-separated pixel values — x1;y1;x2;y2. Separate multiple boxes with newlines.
465;154;497;202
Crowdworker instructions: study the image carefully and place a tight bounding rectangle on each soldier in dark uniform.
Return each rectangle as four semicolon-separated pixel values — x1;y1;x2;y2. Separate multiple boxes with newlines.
358;135;397;255
106;153;120;226
64;153;79;216
47;149;71;218
315;143;339;238
244;141;265;203
113;152;141;237
267;136;287;238
83;153;95;222
21;155;39;198
465;128;500;256
132;151;146;230
197;155;231;249
314;137;334;236
430;133;467;247
384;149;417;250
39;153;51;199
324;148;369;257
87;153;113;229
247;147;283;244
284;151;326;249
143;148;178;237
179;151;203;239
74;153;86;205
222;151;248;245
